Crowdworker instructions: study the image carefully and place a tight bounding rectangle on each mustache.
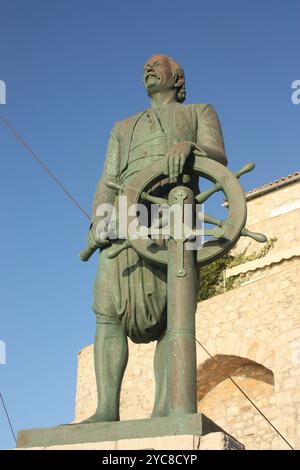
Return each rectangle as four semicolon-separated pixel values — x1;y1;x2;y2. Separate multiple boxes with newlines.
144;71;160;80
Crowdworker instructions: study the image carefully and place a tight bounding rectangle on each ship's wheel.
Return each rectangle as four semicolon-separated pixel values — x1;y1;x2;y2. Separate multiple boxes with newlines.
81;156;266;266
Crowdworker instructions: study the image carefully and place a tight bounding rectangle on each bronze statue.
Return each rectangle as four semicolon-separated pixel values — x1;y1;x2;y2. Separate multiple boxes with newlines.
15;55;268;451
80;54;228;423
80;54;265;423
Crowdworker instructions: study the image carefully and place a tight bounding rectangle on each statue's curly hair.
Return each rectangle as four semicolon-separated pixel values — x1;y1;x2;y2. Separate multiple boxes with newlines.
168;56;186;103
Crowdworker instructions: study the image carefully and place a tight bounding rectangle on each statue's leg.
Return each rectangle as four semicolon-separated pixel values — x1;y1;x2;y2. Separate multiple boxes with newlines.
93;321;128;422
151;329;168;417
80;250;128;424
81;320;128;424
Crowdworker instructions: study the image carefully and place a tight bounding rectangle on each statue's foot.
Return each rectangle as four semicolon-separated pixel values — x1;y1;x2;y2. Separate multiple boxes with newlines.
79;410;119;424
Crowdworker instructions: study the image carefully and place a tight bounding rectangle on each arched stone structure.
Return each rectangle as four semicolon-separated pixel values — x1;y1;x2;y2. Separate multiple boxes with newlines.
197;354;275;449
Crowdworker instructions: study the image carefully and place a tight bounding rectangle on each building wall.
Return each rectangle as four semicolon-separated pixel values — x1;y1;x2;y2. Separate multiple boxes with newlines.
74;179;300;450
234;179;300;255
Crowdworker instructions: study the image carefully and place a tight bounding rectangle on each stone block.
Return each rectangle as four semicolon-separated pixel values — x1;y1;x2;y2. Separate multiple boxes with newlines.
17;432;244;451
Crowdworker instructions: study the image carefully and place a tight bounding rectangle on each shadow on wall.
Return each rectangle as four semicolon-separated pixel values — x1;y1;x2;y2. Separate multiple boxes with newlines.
197;354;276;450
197;354;274;401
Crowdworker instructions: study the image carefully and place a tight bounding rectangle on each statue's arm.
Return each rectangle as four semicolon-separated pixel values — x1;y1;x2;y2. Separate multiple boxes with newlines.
195;104;228;166
82;124;120;253
92;123;120;217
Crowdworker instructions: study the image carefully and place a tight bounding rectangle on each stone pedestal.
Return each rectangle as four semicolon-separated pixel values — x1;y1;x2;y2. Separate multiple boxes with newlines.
16;432;244;450
16;413;244;450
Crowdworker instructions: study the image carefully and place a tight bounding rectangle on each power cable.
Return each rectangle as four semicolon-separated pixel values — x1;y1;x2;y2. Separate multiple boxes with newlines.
194;336;294;450
0;112;295;451
0;392;16;444
0;114;91;220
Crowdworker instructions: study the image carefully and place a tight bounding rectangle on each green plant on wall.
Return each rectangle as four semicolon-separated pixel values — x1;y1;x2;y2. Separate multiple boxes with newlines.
198;237;277;301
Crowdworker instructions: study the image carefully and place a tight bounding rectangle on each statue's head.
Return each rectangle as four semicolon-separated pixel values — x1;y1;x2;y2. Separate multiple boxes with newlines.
143;54;186;103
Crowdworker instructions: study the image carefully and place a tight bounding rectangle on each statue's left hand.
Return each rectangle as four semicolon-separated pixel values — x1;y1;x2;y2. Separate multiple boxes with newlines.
164;141;194;181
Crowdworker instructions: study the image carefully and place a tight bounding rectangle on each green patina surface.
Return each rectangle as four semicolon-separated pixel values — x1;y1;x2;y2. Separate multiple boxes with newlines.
18;55;266;447
79;54;232;424
17;413;223;448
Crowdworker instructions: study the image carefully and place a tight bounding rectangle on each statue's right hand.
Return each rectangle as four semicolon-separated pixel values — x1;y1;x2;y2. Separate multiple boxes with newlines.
87;230;110;250
87;216;111;249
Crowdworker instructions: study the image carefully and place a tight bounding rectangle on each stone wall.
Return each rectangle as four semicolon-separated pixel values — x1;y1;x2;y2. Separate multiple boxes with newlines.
196;258;300;450
74;179;300;450
75;340;155;423
233;178;300;256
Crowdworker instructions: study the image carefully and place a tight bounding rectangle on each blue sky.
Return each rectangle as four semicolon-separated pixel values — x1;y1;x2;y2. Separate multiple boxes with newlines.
0;0;299;449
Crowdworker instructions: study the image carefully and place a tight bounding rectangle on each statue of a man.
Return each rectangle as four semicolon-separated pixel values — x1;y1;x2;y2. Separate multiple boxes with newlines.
84;54;227;423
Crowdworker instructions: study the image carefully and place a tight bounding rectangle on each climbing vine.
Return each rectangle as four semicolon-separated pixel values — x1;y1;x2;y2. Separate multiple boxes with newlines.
198;237;277;301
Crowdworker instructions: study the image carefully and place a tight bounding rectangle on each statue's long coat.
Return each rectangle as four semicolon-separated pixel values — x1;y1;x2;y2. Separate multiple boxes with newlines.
91;103;227;343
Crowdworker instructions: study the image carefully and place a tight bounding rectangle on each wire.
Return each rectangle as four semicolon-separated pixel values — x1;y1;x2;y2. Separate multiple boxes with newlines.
0;392;17;444
194;336;294;450
0;112;295;451
0;113;91;446
0;113;91;221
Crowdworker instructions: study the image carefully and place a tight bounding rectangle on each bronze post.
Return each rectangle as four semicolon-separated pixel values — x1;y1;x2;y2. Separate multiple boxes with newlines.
167;186;198;415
